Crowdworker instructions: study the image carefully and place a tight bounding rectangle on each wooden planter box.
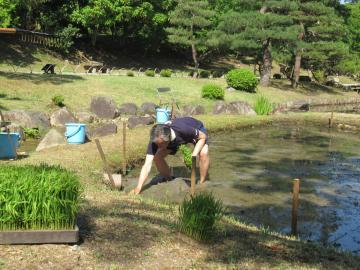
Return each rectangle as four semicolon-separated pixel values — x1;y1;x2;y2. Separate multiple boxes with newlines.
0;225;79;244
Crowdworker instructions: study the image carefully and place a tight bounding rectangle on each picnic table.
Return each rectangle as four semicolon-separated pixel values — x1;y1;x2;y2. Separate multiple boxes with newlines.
341;83;360;94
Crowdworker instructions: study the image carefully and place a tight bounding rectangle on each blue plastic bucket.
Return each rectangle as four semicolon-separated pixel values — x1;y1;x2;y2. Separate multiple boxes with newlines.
0;132;20;159
156;108;171;124
65;123;86;144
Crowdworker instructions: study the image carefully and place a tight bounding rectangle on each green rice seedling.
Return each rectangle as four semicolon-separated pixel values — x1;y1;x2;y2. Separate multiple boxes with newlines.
179;144;192;170
0;164;82;231
254;95;274;115
178;192;225;241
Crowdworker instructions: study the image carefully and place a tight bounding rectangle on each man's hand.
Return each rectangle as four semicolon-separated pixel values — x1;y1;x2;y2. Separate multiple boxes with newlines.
128;187;141;195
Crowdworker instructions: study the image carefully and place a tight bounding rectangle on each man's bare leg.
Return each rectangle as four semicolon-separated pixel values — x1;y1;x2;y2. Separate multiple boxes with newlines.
154;149;172;178
199;144;209;183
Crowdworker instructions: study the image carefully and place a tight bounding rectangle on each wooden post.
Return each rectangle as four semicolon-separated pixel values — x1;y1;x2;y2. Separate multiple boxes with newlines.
291;178;300;236
328;111;334;129
191;156;196;196
95;139;116;188
122;121;127;177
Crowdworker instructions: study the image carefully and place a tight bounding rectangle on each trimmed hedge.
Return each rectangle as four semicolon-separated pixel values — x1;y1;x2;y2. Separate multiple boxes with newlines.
160;69;172;77
226;69;258;92
202;84;224;100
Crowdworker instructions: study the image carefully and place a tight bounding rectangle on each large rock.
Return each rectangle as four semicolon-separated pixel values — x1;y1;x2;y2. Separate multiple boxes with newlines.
127;116;154;129
289;100;310;111
90;96;118;119
140;102;157;115
228;101;256;115
36;128;66;151
87;123;117;139
119;103;138;115
50;107;78;127
76;112;95;123
213;101;256;115
182;105;205;116
3;110;50;129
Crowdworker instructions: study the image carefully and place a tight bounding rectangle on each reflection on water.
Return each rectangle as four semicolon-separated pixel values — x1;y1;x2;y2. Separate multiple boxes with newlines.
134;124;360;253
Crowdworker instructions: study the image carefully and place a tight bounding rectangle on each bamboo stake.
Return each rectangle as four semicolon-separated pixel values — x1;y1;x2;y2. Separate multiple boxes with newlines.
95;139;116;188
191;156;196;196
122;121;127;177
291;178;300;236
328;111;334;128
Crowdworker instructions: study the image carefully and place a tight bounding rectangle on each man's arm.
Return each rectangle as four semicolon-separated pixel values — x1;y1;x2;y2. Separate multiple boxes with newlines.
132;154;154;194
192;130;206;157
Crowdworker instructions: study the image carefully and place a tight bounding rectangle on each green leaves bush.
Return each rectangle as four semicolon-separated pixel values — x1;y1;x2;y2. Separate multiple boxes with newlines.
178;192;225;241
254;95;274;115
52;95;65;107
199;70;210;78
0;164;82;231
145;69;155;77
226;69;258;92
23;128;40;139
202;84;224;100
160;69;172;77
127;70;134;77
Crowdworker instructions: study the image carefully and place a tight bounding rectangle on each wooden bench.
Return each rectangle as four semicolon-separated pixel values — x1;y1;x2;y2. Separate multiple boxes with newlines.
341;83;360;94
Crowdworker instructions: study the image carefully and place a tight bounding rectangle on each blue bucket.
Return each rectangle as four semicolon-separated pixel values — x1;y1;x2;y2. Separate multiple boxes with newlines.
156;108;171;124
0;132;20;159
65;123;86;144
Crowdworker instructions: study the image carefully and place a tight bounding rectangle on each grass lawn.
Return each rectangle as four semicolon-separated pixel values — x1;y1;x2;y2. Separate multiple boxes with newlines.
0;71;359;115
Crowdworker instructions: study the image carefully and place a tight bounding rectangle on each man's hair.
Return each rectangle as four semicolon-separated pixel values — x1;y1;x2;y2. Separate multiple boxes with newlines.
150;124;171;143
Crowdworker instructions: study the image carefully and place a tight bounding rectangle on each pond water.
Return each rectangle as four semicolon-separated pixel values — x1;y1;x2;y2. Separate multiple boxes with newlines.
133;124;360;254
309;102;360;114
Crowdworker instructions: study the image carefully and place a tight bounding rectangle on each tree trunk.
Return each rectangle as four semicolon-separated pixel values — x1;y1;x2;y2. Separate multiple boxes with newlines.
191;43;199;77
91;28;98;47
260;39;272;87
292;50;302;88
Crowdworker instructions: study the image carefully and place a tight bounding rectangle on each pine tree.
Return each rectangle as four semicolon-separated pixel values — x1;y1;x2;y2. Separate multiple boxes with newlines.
212;1;300;86
166;0;215;74
290;0;348;88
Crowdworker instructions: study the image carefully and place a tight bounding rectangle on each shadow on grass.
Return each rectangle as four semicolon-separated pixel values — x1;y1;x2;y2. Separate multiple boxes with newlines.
0;71;84;85
270;80;341;95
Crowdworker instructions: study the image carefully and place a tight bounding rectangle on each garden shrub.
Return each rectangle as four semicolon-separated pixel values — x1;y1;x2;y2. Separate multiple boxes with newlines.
145;69;155;77
178;192;225;241
127;70;134;77
160;69;172;77
199;70;210;78
202;84;224;100
312;70;326;83
254;95;274;115
0;164;82;230
225;69;258;92
52;95;65;107
188;70;195;77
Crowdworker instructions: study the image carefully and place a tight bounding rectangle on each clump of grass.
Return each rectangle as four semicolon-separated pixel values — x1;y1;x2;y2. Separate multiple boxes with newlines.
254;95;274;115
127;70;134;77
178;192;225;241
0;164;82;231
52;95;65;107
23;127;40;139
179;144;192;170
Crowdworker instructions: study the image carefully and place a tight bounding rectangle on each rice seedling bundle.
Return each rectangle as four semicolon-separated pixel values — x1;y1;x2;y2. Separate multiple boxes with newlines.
0;164;82;231
178;192;224;241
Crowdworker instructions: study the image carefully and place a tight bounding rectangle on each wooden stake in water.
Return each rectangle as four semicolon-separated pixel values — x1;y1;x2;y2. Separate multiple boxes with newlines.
95;138;116;188
122;121;127;177
291;178;300;236
191;156;196;196
328;111;334;129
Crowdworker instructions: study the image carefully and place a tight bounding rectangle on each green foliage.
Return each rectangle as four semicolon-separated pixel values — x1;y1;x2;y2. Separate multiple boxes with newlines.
346;3;360;52
226;69;258;93
312;70;326;83
52;95;65;107
23;128;40;139
179;144;192;170
254;95;273;115
145;69;155;77
336;54;360;75
199;70;210;78
202;84;224;100
0;164;82;230
0;0;17;27
56;24;79;53
127;70;134;77
160;69;172;77
178;192;225;241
